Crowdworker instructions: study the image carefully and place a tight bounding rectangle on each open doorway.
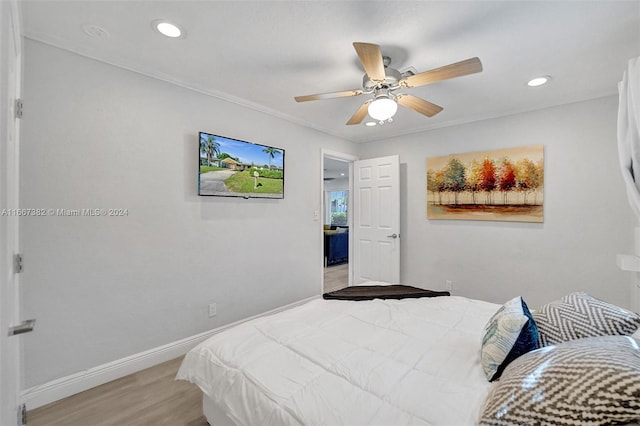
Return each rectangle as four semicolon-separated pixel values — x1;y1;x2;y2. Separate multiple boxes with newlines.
322;153;355;293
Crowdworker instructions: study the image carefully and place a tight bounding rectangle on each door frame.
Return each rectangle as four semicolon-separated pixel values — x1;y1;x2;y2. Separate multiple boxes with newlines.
0;0;23;424
320;149;358;293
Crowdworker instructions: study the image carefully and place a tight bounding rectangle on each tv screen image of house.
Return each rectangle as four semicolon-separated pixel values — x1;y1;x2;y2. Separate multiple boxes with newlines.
199;132;285;199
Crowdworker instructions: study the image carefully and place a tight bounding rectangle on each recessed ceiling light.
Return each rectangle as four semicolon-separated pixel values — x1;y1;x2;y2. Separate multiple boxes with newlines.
365;121;377;127
527;76;551;87
153;20;183;38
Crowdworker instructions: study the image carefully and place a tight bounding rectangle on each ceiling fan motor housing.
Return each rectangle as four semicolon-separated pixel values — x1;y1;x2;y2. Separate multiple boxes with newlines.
373;87;394;101
362;65;402;93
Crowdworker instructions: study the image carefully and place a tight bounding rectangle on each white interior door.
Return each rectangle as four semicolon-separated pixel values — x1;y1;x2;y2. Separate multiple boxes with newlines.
1;1;23;424
353;155;400;284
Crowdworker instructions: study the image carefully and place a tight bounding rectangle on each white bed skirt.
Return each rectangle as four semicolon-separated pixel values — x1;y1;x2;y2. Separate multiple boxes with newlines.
203;394;236;426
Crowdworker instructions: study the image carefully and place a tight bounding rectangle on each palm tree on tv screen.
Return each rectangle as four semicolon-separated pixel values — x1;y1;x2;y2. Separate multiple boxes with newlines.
262;146;281;169
200;134;221;166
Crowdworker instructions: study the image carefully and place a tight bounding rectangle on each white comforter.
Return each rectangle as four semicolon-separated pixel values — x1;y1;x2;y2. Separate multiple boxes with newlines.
177;295;500;426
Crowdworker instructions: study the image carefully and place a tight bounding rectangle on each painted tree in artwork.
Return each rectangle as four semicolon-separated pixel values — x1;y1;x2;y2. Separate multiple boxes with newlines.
479;157;497;204
444;157;466;204
427;169;438;204
466;159;483;204
515;158;538;204
498;159;517;204
427;168;446;204
534;159;544;204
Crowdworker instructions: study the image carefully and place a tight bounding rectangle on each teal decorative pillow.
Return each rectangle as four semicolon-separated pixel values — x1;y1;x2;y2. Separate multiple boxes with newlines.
479;336;640;425
533;292;640;346
481;296;539;381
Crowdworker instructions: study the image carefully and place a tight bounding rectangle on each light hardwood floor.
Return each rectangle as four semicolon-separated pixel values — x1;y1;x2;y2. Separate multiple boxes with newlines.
323;262;349;293
27;357;207;426
28;267;349;425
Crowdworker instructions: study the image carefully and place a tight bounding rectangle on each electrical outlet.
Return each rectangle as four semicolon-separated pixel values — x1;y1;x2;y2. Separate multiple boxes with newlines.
445;280;453;292
208;303;217;317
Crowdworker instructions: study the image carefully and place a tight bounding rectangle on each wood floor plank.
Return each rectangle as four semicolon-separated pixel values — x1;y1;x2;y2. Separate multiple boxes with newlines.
324;262;348;293
27;357;207;426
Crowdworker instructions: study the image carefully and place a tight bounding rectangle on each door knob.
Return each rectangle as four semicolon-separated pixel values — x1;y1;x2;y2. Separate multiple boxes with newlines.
387;233;398;239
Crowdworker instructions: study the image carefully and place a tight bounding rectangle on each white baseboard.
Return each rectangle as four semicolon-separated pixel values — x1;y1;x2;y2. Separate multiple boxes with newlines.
21;295;318;410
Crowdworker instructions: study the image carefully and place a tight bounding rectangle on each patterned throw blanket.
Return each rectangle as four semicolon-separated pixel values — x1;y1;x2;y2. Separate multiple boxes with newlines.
323;285;450;301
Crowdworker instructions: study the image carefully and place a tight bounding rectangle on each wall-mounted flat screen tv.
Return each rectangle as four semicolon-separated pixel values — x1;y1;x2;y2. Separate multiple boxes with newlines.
199;132;285;199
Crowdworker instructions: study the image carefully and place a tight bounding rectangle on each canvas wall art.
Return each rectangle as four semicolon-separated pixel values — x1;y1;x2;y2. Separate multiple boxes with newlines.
426;145;544;223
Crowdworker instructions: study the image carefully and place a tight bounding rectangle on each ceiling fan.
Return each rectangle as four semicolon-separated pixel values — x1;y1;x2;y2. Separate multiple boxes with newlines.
294;42;483;125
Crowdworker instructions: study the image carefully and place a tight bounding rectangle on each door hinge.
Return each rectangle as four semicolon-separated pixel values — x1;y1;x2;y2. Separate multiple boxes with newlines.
19;403;26;425
15;99;23;119
14;254;23;273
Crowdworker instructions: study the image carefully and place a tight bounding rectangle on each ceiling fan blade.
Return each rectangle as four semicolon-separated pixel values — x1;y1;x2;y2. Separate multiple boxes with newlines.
396;94;443;117
400;57;483;88
295;89;363;102
353;42;386;82
346;101;371;125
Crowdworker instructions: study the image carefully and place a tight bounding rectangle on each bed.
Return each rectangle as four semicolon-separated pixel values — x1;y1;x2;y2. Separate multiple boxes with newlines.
177;289;640;425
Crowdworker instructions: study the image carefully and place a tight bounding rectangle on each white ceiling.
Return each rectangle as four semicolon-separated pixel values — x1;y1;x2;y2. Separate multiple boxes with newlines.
21;0;640;143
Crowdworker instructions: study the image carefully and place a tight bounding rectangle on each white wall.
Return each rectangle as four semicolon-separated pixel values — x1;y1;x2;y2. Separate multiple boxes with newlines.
358;96;636;310
19;40;357;388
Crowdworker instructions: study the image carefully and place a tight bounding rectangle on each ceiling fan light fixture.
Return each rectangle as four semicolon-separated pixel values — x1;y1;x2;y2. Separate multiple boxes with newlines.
368;96;398;121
